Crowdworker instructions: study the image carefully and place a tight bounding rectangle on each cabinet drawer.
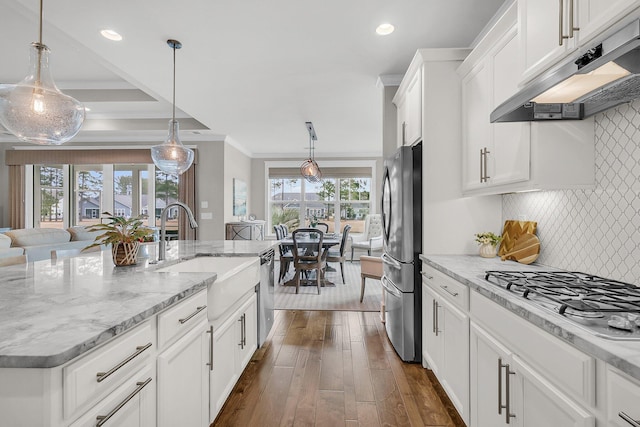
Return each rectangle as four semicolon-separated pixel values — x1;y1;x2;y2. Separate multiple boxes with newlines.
471;292;595;407
421;264;469;310
607;366;640;427
157;290;207;350
64;321;154;419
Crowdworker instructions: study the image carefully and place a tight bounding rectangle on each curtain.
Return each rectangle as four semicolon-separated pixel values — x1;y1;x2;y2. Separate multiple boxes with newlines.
9;165;25;230
178;164;197;240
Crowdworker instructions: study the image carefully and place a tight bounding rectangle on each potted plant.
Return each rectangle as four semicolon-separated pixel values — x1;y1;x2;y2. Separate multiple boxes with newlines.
474;232;502;258
85;212;154;266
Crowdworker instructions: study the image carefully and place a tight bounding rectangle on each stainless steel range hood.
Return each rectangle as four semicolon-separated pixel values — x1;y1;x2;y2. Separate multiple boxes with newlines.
491;19;640;122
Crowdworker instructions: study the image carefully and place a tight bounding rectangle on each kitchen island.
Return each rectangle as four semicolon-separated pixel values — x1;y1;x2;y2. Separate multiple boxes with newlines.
0;240;277;426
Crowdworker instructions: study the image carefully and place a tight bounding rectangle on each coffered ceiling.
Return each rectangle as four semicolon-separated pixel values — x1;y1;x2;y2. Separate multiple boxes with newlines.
0;0;506;157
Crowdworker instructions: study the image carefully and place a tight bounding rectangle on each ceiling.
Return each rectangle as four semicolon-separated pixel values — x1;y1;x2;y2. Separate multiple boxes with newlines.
0;0;506;158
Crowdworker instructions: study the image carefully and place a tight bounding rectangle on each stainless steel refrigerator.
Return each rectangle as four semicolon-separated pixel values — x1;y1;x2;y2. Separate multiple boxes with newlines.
380;143;422;362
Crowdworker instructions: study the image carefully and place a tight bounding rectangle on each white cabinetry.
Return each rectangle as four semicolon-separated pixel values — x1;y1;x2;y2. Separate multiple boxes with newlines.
520;0;640;83
209;292;257;422
421;265;470;424
157;291;209;427
459;2;595;196
395;69;422;146
606;366;640;427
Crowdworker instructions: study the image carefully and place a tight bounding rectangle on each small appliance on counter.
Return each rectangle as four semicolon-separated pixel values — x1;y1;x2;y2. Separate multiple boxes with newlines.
380;144;422;362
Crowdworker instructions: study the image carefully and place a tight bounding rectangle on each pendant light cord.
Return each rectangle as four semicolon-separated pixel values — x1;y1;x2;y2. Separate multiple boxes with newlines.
38;0;43;45
172;44;176;122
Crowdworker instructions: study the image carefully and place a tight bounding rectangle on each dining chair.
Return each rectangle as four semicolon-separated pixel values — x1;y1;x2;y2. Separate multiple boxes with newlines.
326;224;351;284
274;225;294;283
350;214;383;262
292;228;326;294
0;255;27;267
315;222;329;233
359;255;382;303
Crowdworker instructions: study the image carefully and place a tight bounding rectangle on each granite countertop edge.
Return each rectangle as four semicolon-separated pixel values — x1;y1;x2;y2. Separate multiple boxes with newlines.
420;254;640;382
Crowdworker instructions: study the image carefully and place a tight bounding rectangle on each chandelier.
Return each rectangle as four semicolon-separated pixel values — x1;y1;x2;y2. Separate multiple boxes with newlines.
300;121;322;182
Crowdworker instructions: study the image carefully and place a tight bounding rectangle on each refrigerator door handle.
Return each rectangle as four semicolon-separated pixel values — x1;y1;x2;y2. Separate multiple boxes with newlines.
381;252;402;270
381;275;403;298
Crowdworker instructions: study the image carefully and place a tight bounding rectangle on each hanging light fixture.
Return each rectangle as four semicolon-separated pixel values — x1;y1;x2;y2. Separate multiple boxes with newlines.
0;0;85;145
151;39;194;175
300;121;322;182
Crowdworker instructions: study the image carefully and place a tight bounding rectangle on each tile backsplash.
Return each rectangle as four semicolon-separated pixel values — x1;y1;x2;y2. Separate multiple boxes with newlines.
503;99;640;284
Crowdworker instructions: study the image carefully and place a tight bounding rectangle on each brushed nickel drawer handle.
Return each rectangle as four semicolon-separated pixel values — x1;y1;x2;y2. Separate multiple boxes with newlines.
420;271;434;280
96;342;152;383
178;305;207;324
440;285;459;297
206;325;214;371
620;412;640;427
95;377;152;426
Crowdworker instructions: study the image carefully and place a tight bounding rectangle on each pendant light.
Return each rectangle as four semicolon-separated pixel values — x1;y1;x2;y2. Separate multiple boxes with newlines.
300;121;322;182
151;39;194;175
0;0;85;145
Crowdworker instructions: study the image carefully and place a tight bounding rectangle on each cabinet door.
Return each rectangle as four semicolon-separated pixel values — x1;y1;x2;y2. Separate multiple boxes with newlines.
577;0;640;45
440;296;470;423
157;319;209;427
462;61;492;192
404;70;422;145
520;0;575;82
209;316;239;422
470;323;512;427
607;366;640;427
511;355;595;427
421;284;443;375
237;294;257;372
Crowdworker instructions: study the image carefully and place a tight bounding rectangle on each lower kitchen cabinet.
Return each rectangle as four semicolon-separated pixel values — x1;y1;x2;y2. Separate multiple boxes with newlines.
157;318;209;427
471;322;594;427
606;366;640;427
209;292;257;422
421;267;470;424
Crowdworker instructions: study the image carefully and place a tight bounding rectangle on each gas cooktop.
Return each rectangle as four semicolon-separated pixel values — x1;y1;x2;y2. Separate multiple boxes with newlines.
484;270;640;340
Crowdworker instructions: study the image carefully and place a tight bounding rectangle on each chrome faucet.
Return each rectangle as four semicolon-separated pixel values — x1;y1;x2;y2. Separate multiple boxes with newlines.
158;201;199;260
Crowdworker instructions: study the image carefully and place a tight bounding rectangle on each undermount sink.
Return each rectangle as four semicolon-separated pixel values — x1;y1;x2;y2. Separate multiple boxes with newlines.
156;256;259;320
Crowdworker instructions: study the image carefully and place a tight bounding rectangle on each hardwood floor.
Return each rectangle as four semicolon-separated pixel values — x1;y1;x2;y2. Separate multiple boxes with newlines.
212;310;465;427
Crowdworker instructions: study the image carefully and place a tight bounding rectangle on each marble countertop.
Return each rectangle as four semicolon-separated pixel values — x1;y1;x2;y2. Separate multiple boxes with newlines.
420;254;640;382
0;240;278;369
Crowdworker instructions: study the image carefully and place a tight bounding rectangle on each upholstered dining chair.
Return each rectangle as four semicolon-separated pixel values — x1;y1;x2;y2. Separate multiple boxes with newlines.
359;255;382;303
274;225;294;283
326;224;351;284
292;228;326;294
350;214;383;262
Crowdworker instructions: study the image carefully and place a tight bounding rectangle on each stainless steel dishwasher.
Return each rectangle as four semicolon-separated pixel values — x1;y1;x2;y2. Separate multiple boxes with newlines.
257;249;275;347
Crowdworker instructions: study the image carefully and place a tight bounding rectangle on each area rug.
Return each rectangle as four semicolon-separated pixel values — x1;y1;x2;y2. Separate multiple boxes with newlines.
274;260;382;311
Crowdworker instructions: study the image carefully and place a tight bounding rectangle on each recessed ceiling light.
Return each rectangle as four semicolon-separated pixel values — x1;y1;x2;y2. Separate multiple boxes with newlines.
100;29;123;41
376;23;395;36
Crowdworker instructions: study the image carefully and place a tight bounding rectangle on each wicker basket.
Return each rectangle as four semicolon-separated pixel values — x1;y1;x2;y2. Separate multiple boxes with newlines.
112;241;140;266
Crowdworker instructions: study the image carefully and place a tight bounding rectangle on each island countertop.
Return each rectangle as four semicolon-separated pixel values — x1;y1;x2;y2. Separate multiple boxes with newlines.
0;240;278;369
420;254;640;382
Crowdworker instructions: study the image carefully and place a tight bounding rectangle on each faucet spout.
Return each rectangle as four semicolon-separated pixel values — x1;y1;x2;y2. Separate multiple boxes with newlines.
158;202;199;261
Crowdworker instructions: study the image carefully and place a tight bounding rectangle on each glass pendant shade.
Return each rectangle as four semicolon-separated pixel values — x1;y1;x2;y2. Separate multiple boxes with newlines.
151;119;194;175
0;43;85;145
300;158;321;182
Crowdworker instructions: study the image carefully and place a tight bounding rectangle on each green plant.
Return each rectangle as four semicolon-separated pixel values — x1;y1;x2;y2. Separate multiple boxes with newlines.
85;212;153;250
474;232;502;246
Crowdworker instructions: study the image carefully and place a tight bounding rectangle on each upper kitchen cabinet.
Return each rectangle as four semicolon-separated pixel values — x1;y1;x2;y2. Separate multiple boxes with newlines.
394;63;422;146
520;0;640;83
459;2;595;196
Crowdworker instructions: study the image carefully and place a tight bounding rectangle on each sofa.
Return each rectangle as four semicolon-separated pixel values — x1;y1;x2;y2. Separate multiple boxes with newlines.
0;226;104;262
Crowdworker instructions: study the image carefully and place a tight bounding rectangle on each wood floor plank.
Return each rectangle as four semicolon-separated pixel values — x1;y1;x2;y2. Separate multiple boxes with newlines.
315;390;346;427
213;311;464;427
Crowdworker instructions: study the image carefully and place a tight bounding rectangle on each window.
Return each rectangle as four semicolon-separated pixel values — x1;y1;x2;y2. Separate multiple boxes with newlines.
269;178;302;231
74;165;103;227
34;165;65;229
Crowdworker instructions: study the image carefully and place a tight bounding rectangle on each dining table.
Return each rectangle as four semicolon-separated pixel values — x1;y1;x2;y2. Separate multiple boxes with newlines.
279;233;341;287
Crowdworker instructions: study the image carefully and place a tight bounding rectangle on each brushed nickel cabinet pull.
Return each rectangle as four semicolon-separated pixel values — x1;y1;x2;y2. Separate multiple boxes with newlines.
434;301;440;336
238;314;246;349
569;0;579;37
96;343;152;383
559;0;566;45
619;412;640;427
483;148;490;181
178;305;207;324
440;285;459;297
206;325;214;371
402;122;407;145
242;313;247;347
498;358;504;415
479;148;483;183
432;299;437;334
420;271;434;280
505;363;516;424
95;377;152;426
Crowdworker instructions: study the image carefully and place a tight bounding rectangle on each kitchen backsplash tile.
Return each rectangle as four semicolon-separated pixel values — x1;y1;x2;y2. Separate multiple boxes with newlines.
503;100;640;284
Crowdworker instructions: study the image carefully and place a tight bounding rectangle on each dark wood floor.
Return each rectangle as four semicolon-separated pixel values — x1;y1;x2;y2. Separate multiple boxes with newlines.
212;310;465;427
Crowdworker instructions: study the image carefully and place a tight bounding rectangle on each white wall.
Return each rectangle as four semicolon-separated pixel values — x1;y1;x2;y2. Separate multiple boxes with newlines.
223;143;252;224
503;99;640;284
193;141;225;240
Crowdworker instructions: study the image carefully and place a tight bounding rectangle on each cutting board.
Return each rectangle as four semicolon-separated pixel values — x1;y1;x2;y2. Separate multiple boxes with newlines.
501;233;540;264
498;220;538;257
